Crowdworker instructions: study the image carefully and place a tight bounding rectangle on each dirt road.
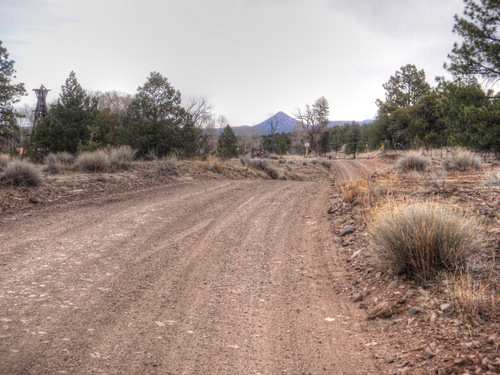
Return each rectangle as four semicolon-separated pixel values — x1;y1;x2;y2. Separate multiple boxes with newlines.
331;160;376;185
0;179;382;374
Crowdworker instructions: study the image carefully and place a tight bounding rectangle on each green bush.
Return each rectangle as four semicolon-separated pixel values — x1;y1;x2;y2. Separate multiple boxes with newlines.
394;152;429;172
109;146;137;168
0;159;41;187
75;151;110;172
443;150;481;171
370;201;481;280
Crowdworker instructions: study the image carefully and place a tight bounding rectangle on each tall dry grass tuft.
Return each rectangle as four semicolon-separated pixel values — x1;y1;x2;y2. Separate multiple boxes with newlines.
339;174;389;206
44;152;74;174
394;152;430;172
109;146;137;168
75;151;110;172
0;154;11;169
156;156;177;175
443;150;481;171
0;159;41;187
370;201;482;280
446;270;497;322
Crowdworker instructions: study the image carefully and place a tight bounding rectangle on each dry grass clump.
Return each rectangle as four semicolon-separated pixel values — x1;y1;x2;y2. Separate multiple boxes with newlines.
156;156;177;175
242;158;279;179
446;271;497;322
44;152;74;174
340;174;388;205
443;150;481;171
0;154;11;169
394;152;430;172
370;201;482;280
0;159;41;187
75;151;110;172
109;146;137;168
482;170;500;187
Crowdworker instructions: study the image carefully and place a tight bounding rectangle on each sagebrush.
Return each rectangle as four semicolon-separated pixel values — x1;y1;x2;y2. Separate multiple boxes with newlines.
75;151;110;172
394;152;429;172
0;159;41;187
443;150;481;171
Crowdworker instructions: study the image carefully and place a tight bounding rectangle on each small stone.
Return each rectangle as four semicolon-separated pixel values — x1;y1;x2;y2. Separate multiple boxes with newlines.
386;356;395;363
367;301;393;320
440;303;451;311
408;306;423;316
351;293;363;303
387;280;398;290
429;342;437;351
341;226;354;236
486;333;498;344
350;250;361;259
472;340;481;348
422;346;435;360
430;312;437;323
29;197;42;204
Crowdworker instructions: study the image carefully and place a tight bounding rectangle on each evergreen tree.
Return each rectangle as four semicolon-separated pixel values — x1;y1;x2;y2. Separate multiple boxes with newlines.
344;123;362;158
217;125;238;160
124;72;188;157
33;71;98;154
446;0;500;83
0;41;26;152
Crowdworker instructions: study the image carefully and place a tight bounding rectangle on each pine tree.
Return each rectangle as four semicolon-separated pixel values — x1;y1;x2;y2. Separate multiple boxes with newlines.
446;0;500;83
33;71;98;154
217;125;238;160
0;41;26;152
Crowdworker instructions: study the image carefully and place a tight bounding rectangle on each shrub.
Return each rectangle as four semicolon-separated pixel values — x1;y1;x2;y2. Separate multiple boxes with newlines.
394;152;429;172
370;201;481;280
483;170;500;187
0;159;41;187
75;151;110;172
109;146;137;168
0;154;10;169
243;158;279;179
443;150;481;171
44;152;74;174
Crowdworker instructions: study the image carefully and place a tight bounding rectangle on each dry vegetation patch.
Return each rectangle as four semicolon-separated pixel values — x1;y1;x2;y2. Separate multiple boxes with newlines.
326;153;499;374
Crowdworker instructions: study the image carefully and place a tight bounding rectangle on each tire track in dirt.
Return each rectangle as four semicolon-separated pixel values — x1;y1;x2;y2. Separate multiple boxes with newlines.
331;159;376;184
0;179;384;374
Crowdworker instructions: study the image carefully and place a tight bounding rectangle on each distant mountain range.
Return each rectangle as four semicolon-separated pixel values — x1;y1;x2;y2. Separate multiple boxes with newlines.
225;112;373;136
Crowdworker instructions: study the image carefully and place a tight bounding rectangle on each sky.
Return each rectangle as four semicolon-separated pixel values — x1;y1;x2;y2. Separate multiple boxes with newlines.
1;0;468;125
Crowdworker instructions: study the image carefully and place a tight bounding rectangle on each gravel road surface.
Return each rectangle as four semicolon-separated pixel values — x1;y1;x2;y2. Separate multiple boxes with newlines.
1;179;380;374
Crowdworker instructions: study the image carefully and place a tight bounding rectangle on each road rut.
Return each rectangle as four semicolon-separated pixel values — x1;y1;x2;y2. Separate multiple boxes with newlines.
1;180;380;374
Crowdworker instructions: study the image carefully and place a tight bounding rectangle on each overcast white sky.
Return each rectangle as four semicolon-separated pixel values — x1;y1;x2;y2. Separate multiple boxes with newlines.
2;0;466;125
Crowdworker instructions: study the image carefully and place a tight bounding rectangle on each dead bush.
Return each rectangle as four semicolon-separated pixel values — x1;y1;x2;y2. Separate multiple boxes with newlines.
394;152;430;172
370;201;482;280
0;159;41;187
443;150;481;171
75;151;110;172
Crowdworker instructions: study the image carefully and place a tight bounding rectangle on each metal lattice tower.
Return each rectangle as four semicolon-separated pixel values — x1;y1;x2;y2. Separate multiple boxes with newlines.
33;84;50;128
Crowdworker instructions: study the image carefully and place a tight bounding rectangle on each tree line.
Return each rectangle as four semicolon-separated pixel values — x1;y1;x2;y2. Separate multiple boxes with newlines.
0;0;498;158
